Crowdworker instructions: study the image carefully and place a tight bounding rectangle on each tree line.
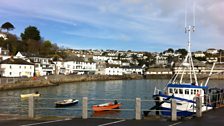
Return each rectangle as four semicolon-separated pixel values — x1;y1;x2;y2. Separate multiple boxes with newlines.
0;22;61;57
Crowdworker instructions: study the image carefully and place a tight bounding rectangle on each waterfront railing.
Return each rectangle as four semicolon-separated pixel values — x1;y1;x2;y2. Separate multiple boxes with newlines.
0;94;224;121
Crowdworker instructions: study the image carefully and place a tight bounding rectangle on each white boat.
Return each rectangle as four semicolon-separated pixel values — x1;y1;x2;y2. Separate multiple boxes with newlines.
55;99;79;107
20;93;40;98
151;4;216;117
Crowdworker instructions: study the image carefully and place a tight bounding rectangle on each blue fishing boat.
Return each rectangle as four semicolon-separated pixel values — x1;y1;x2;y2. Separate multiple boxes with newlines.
151;2;216;117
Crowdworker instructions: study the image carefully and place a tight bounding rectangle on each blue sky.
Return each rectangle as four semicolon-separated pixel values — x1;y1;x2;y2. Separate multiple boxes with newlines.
0;0;223;52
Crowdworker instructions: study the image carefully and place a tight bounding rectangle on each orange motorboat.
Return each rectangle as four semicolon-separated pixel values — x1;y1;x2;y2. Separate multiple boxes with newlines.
92;101;122;112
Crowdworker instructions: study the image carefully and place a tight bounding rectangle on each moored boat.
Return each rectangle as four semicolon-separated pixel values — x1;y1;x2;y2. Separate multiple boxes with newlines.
147;3;218;117
55;99;79;107
92;101;122;112
20;93;40;98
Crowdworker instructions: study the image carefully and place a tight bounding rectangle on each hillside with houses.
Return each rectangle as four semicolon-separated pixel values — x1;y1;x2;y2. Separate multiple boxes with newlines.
0;22;224;79
0;46;224;78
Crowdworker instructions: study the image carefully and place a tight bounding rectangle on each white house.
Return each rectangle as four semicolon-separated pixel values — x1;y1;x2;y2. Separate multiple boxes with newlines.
0;33;7;40
206;48;218;54
93;55;118;61
163;52;174;57
29;57;55;76
206;57;218;63
0;58;34;77
107;52;118;57
137;53;144;58
120;57;132;61
146;68;172;75
122;66;143;75
105;65;123;75
155;55;168;65
95;61;106;75
54;59;97;75
121;61;130;66
194;51;205;57
108;59;122;65
0;47;10;61
15;52;26;59
54;61;65;75
93;55;108;61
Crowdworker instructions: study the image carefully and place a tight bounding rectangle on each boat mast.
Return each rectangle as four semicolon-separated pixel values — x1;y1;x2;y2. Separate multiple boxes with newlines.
169;1;198;85
181;0;198;85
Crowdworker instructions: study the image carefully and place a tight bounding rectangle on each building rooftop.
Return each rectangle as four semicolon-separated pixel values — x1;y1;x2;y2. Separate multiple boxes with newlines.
0;58;33;65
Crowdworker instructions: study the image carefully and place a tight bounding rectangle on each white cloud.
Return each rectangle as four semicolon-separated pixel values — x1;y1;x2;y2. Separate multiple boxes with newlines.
0;0;223;51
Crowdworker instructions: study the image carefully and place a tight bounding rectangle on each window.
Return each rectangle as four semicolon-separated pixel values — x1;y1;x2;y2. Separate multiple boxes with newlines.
169;88;173;93
185;89;189;94
179;89;183;94
24;66;26;69
194;89;196;94
191;89;193;94
19;66;21;68
9;72;12;75
10;65;12;69
174;89;178;94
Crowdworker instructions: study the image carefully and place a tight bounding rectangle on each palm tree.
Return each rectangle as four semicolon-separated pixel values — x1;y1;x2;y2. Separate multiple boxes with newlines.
1;22;15;33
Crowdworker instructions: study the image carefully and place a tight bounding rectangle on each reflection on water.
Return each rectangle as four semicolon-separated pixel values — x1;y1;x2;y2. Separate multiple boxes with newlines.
0;79;223;118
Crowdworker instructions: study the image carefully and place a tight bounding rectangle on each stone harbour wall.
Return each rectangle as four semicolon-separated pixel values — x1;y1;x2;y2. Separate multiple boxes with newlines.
0;74;143;90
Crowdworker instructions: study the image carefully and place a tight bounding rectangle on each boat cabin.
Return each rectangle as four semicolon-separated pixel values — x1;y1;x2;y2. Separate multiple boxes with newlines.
166;84;208;101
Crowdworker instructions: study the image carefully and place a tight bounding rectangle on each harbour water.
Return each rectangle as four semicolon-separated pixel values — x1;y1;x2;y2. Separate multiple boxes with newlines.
0;79;223;119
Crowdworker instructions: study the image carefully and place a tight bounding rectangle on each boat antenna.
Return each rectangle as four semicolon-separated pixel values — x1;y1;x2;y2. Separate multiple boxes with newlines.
193;1;196;30
185;0;198;85
169;0;198;85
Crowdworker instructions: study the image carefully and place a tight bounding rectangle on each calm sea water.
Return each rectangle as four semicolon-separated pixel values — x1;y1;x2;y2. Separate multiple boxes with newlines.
0;79;223;119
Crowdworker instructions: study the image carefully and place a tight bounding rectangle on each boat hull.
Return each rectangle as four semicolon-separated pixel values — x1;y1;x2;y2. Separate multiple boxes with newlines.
55;99;79;107
92;103;122;112
154;94;213;117
161;107;195;117
55;102;78;107
20;93;40;98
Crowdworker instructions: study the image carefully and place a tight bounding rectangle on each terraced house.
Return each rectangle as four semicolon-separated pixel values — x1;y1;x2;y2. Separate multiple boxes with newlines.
0;58;34;77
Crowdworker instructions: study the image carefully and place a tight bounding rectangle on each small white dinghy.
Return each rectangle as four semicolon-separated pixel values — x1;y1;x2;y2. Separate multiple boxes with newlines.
55;99;79;107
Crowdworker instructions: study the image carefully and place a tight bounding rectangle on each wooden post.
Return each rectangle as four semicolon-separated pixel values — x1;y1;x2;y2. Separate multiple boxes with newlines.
135;98;141;120
196;97;202;117
28;96;34;118
171;99;177;121
82;97;88;119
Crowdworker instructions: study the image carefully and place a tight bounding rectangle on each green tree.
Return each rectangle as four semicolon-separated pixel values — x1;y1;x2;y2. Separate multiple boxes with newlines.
175;48;188;58
40;40;53;56
167;48;174;53
131;54;138;60
26;39;41;54
102;52;108;56
1;22;15;32
21;26;41;41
